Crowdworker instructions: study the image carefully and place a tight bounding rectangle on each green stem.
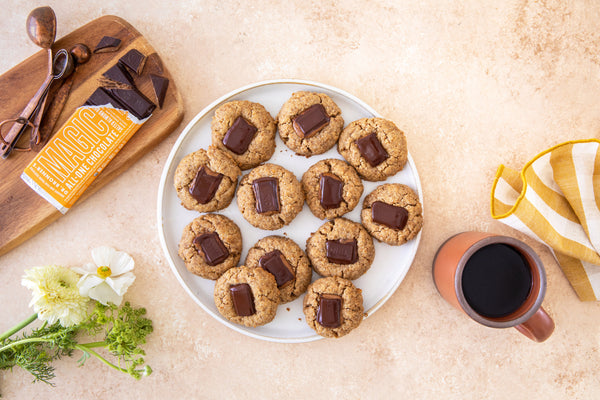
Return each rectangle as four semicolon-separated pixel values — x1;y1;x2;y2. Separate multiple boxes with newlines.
79;341;107;349
0;337;53;353
74;344;127;373
0;313;38;342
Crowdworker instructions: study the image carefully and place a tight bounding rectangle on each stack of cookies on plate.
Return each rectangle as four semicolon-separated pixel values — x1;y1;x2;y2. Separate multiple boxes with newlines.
174;91;423;338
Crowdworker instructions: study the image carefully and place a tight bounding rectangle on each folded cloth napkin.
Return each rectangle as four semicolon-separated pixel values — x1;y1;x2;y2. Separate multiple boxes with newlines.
491;139;600;301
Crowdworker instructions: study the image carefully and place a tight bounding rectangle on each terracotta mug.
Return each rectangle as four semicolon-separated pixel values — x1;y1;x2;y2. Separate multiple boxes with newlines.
432;232;554;342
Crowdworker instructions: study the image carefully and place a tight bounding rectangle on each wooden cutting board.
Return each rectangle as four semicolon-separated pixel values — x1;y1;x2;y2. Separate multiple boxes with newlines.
0;15;184;256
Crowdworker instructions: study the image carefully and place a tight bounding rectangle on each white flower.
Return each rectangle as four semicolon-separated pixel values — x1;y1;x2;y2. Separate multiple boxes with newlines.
73;246;135;306
21;265;89;327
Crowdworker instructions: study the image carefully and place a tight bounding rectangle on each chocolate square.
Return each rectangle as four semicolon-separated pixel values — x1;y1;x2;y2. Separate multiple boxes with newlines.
319;173;344;210
150;74;169;108
84;87;125;109
259;250;295;288
119;49;146;75
229;283;256;317
222;116;257;155
188;165;223;204
93;36;121;53
317;293;342;328
252;177;280;214
355;132;388;167
371;201;409;230
108;88;156;120
292;104;330;138
102;63;134;87
193;232;229;266
326;239;358;264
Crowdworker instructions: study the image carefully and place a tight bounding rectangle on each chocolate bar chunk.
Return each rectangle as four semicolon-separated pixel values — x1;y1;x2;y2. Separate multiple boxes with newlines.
93;36;121;53
189;165;223;204
222;116;257;155
108;88;156;120
317;294;342;328
252;177;280;214
259;250;295;288
119;49;146;75
371;201;409;230
319;173;344;209
102;63;134;87
229;283;256;317
150;74;169;108
326;239;358;264
292;104;330;138
193;232;229;266
84;87;125;109
355;132;388;167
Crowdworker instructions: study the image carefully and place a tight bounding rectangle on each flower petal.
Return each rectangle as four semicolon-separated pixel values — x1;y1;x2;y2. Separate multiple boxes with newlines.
87;281;123;306
77;275;105;296
92;246;115;267
71;262;97;275
105;272;135;296
108;250;134;276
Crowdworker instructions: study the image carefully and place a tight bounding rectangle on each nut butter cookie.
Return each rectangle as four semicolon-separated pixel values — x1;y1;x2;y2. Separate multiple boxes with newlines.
361;184;423;245
178;214;242;280
214;265;279;327
306;217;375;280
211;100;277;170
277;91;344;156
236;163;304;230
303;276;364;338
245;236;312;303
173;146;241;213
338;118;407;181
301;158;363;220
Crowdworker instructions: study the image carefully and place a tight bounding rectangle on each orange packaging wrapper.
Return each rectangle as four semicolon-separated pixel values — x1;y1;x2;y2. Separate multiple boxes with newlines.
22;105;147;213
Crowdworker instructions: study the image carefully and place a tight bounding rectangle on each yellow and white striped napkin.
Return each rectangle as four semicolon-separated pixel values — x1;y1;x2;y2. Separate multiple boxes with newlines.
491;139;600;301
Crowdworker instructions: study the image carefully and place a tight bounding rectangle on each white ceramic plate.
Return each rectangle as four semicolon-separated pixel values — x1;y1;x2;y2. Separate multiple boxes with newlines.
157;79;423;343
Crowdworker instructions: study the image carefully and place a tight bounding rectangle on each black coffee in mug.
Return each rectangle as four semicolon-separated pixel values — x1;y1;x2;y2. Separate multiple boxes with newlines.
461;243;532;318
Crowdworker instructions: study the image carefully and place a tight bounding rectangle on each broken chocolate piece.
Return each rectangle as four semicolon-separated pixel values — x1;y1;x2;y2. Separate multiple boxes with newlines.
319;173;344;210
259;250;295;288
193;232;229;266
252;177;280;214
150;74;169;108
371;201;409;230
108;88;156;120
119;49;146;75
292;103;330;138
189;165;223;204
355;132;389;167
93;36;121;53
326;239;358;264
229;283;256;316
317;294;342;328
222;116;257;155
102;63;134;87
84;87;125;109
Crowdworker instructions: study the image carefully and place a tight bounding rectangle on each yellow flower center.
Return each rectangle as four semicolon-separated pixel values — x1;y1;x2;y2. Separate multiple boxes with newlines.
97;266;112;279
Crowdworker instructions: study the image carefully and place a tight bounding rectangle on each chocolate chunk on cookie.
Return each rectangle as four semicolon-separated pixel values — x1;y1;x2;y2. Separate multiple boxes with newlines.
338;118;408;181
361;184;423;245
306;217;375;280
178;214;242;280
245;236;312;304
303;276;364;338
278;92;344;156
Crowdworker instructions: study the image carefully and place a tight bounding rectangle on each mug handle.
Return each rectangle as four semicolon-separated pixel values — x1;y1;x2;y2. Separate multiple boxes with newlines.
514;306;555;342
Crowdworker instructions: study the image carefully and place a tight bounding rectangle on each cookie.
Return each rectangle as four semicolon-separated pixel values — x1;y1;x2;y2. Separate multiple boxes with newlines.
211;100;277;170
178;214;242;280
245;236;312;304
338;118;408;181
214;266;279;327
306;217;375;280
277;91;344;156
237;163;304;230
361;184;423;245
301;158;364;220
303;276;364;338
173;146;242;212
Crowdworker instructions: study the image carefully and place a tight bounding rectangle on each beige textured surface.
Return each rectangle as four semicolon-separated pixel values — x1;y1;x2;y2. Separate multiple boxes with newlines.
1;1;600;399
